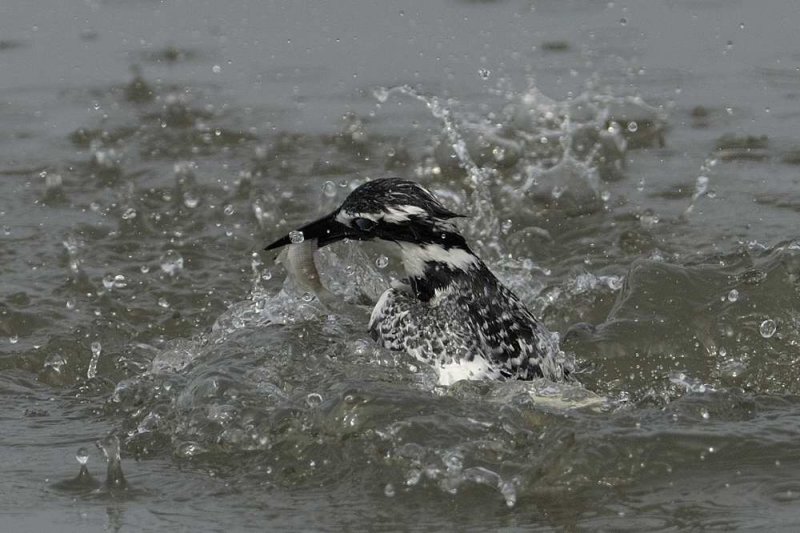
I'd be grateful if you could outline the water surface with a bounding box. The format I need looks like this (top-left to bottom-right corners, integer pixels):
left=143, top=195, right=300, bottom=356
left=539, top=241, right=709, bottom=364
left=2, top=0, right=800, bottom=530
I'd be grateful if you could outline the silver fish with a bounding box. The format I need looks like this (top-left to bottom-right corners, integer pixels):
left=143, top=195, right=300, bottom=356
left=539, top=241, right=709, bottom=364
left=276, top=239, right=337, bottom=306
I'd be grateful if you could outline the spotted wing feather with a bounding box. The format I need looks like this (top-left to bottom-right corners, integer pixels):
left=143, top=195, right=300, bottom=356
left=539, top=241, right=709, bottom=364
left=369, top=288, right=491, bottom=373
left=369, top=278, right=570, bottom=381
left=475, top=283, right=568, bottom=380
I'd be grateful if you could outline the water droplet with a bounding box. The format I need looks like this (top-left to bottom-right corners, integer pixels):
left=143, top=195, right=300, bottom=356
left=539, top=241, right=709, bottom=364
left=406, top=469, right=421, bottom=486
left=322, top=181, right=337, bottom=198
left=500, top=480, right=517, bottom=508
left=66, top=298, right=76, bottom=310
left=223, top=204, right=235, bottom=216
left=251, top=251, right=262, bottom=268
left=160, top=250, right=184, bottom=275
left=45, top=173, right=63, bottom=190
left=306, top=393, right=323, bottom=407
left=177, top=441, right=204, bottom=458
left=158, top=297, right=170, bottom=308
left=9, top=335, right=18, bottom=344
left=140, top=264, right=150, bottom=274
left=375, top=255, right=389, bottom=269
left=760, top=319, right=776, bottom=338
left=384, top=483, right=396, bottom=497
left=289, top=230, right=305, bottom=244
left=700, top=408, right=710, bottom=420
left=619, top=17, right=627, bottom=25
left=44, top=353, right=67, bottom=373
left=727, top=289, right=739, bottom=302
left=183, top=191, right=199, bottom=208
left=75, top=447, right=89, bottom=465
left=86, top=342, right=102, bottom=379
left=212, top=64, right=221, bottom=73
left=691, top=176, right=709, bottom=201
left=121, top=207, right=137, bottom=220
left=301, top=292, right=314, bottom=302
left=478, top=68, right=491, bottom=80
left=626, top=121, right=638, bottom=133
left=373, top=87, right=390, bottom=103
left=102, top=274, right=127, bottom=290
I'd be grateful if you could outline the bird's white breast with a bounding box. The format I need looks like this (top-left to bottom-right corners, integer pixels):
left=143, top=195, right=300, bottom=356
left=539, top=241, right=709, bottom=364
left=397, top=242, right=478, bottom=278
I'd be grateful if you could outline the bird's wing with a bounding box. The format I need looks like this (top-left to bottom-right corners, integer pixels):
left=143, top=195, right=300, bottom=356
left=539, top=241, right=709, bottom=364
left=481, top=285, right=567, bottom=380
left=368, top=288, right=484, bottom=367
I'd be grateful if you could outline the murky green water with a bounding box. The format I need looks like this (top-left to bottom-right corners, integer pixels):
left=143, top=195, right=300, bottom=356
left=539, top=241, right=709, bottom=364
left=2, top=0, right=800, bottom=530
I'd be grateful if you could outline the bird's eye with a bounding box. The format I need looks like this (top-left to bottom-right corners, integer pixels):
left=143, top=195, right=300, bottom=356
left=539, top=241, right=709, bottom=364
left=353, top=217, right=377, bottom=231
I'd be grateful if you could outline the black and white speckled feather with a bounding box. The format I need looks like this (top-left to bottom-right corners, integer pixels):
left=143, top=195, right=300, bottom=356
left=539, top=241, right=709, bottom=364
left=266, top=178, right=573, bottom=385
left=368, top=255, right=568, bottom=384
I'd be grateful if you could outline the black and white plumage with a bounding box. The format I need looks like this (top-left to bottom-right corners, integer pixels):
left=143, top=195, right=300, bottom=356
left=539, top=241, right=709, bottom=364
left=266, top=178, right=571, bottom=385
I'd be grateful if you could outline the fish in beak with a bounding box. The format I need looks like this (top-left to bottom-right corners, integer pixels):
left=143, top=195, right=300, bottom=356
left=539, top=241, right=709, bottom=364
left=265, top=210, right=358, bottom=251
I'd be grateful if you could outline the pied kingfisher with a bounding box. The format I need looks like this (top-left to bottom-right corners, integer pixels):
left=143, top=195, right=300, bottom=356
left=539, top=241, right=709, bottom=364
left=266, top=178, right=571, bottom=384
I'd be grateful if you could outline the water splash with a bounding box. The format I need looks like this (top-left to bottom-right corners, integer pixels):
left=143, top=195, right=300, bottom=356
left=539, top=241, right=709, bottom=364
left=374, top=85, right=501, bottom=251
left=374, top=83, right=664, bottom=254
left=62, top=236, right=83, bottom=273
left=97, top=433, right=128, bottom=490
left=149, top=338, right=200, bottom=374
left=87, top=341, right=102, bottom=379
left=51, top=446, right=101, bottom=492
left=102, top=274, right=128, bottom=290
left=760, top=319, right=777, bottom=338
left=76, top=447, right=89, bottom=465
left=684, top=157, right=717, bottom=217
left=43, top=353, right=67, bottom=373
left=160, top=249, right=184, bottom=276
left=669, top=371, right=715, bottom=394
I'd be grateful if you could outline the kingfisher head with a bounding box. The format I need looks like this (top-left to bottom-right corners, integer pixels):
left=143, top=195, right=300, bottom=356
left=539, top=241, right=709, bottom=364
left=266, top=178, right=481, bottom=298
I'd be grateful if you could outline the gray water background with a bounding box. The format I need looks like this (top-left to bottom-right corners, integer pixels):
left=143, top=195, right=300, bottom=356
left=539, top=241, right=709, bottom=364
left=2, top=0, right=800, bottom=531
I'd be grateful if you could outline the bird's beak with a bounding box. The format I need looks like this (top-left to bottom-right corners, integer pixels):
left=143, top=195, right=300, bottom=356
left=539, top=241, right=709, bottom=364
left=265, top=210, right=355, bottom=251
